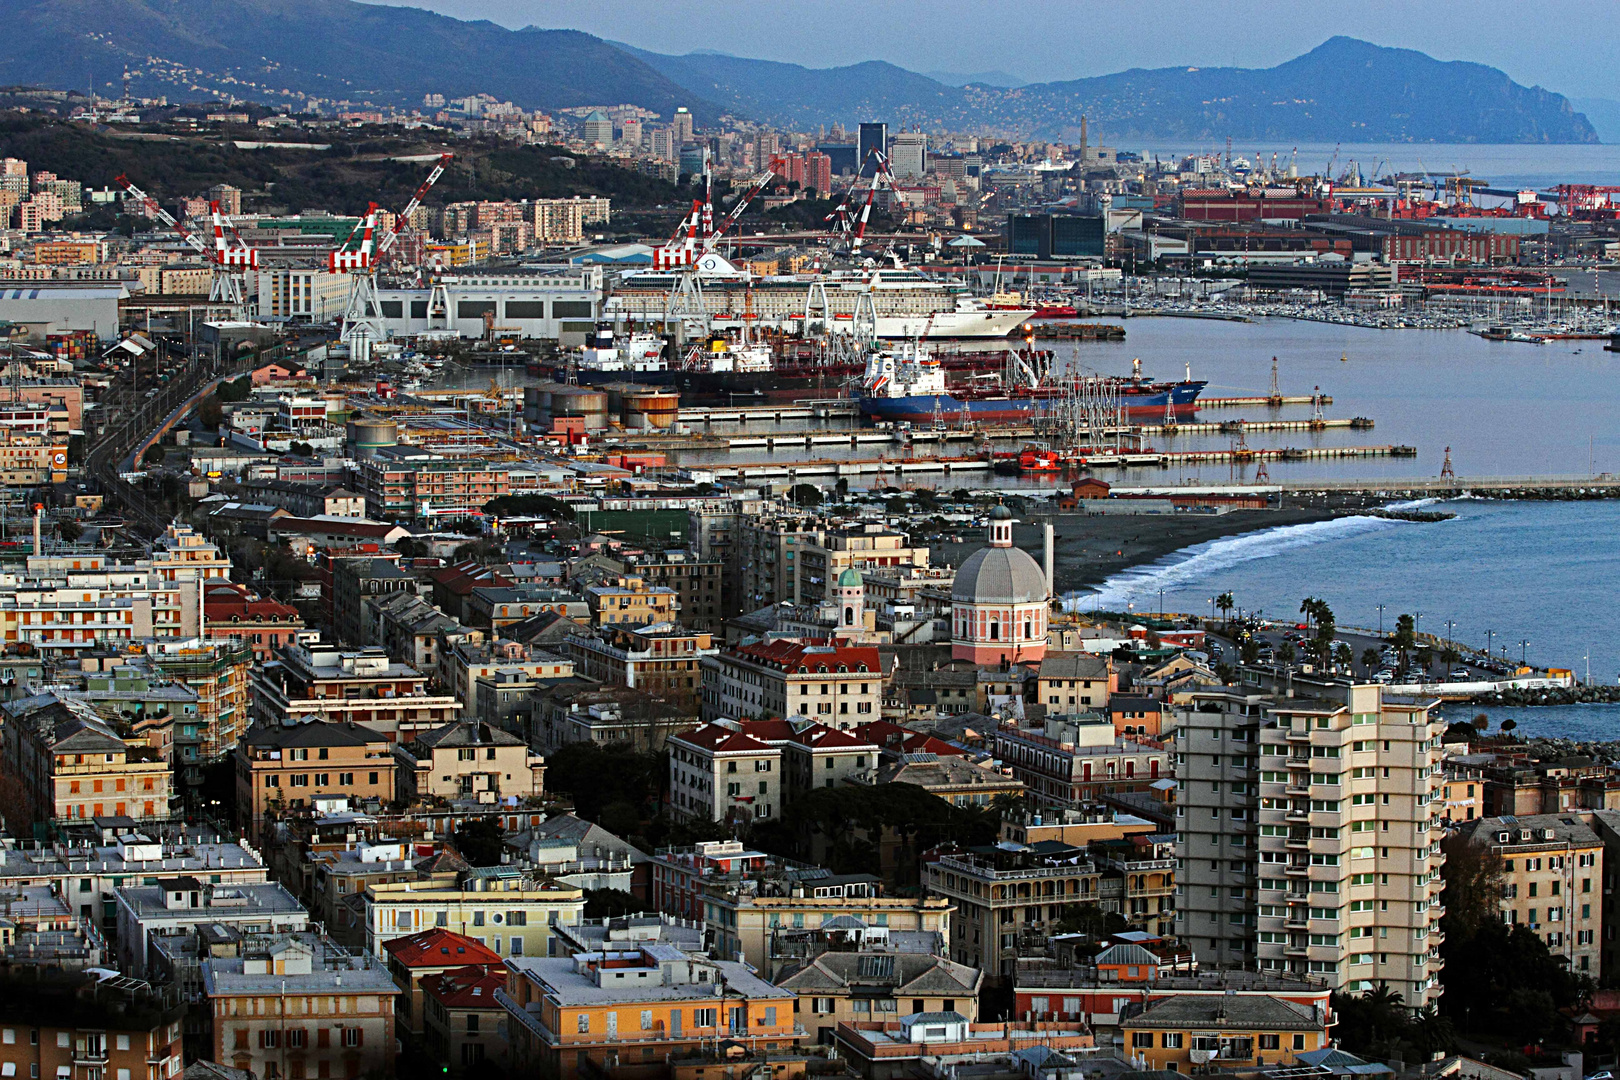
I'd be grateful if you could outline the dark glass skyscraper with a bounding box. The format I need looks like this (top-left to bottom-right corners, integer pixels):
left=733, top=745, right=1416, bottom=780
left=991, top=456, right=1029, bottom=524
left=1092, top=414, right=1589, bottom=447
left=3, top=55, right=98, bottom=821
left=857, top=122, right=888, bottom=177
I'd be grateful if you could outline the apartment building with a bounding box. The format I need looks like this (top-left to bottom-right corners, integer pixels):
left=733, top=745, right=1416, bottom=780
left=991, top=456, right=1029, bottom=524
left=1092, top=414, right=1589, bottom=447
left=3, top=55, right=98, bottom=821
left=1173, top=672, right=1447, bottom=1007
left=202, top=931, right=400, bottom=1080
left=0, top=973, right=184, bottom=1080
left=134, top=638, right=256, bottom=787
left=205, top=581, right=307, bottom=661
left=423, top=963, right=509, bottom=1072
left=583, top=574, right=677, bottom=628
left=566, top=622, right=716, bottom=706
left=437, top=637, right=574, bottom=711
left=251, top=644, right=462, bottom=740
left=668, top=723, right=782, bottom=825
left=1120, top=994, right=1331, bottom=1071
left=736, top=510, right=822, bottom=608
left=235, top=721, right=398, bottom=841
left=797, top=526, right=929, bottom=604
left=923, top=843, right=1106, bottom=979
left=116, top=879, right=308, bottom=977
left=1462, top=812, right=1602, bottom=975
left=364, top=869, right=583, bottom=961
left=705, top=870, right=953, bottom=974
left=626, top=551, right=728, bottom=630
left=382, top=928, right=505, bottom=1041
left=2, top=693, right=174, bottom=824
left=1034, top=652, right=1117, bottom=712
left=994, top=717, right=1168, bottom=810
left=777, top=949, right=982, bottom=1044
left=499, top=949, right=802, bottom=1078
left=1014, top=960, right=1332, bottom=1035
left=395, top=720, right=547, bottom=805
left=701, top=638, right=883, bottom=725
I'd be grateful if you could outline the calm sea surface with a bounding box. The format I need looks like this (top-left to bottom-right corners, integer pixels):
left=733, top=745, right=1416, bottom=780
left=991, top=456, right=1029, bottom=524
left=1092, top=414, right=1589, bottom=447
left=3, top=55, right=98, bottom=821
left=1140, top=142, right=1620, bottom=190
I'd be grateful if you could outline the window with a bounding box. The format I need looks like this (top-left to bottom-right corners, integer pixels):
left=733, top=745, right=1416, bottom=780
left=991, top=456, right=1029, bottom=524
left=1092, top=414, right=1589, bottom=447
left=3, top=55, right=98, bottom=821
left=1163, top=1033, right=1183, bottom=1049
left=577, top=1015, right=591, bottom=1034
left=1293, top=1034, right=1307, bottom=1051
left=1260, top=1034, right=1280, bottom=1050
left=1131, top=1033, right=1154, bottom=1048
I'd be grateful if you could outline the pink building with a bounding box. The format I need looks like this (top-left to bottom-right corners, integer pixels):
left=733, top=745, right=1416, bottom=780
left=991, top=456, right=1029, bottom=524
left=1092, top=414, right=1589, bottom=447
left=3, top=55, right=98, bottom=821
left=950, top=505, right=1048, bottom=665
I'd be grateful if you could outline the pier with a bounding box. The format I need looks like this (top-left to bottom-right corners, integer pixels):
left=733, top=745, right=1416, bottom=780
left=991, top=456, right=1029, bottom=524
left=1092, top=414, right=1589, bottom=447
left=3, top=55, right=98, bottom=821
left=1199, top=394, right=1332, bottom=408
left=1278, top=476, right=1620, bottom=497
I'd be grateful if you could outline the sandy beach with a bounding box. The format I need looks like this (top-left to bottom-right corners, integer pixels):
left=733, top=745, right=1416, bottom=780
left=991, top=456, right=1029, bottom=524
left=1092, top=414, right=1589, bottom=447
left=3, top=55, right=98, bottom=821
left=929, top=499, right=1366, bottom=596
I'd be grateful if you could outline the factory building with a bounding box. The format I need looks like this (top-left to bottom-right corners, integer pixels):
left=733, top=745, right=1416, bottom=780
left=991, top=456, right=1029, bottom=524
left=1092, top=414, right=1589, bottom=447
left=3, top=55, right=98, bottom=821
left=0, top=281, right=125, bottom=340
left=377, top=267, right=603, bottom=345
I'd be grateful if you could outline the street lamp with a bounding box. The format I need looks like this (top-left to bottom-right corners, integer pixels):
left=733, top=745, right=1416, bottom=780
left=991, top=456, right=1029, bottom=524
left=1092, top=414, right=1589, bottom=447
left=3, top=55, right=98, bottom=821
left=1486, top=629, right=1494, bottom=659
left=1518, top=639, right=1530, bottom=668
left=1375, top=604, right=1387, bottom=636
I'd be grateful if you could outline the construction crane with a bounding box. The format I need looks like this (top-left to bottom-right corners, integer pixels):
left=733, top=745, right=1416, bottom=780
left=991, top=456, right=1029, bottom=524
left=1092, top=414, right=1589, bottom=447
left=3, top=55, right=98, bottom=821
left=115, top=175, right=245, bottom=308
left=703, top=155, right=786, bottom=252
left=337, top=152, right=453, bottom=363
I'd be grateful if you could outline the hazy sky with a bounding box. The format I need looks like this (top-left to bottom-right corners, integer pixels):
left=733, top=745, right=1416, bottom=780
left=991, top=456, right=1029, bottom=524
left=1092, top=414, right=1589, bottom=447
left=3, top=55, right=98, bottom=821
left=368, top=0, right=1620, bottom=98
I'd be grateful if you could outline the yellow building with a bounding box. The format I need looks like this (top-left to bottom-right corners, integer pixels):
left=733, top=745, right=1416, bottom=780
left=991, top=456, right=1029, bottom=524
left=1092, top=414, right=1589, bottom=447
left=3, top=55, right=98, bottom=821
left=1468, top=813, right=1604, bottom=975
left=2, top=693, right=173, bottom=823
left=584, top=574, right=677, bottom=628
left=364, top=869, right=584, bottom=961
left=500, top=949, right=802, bottom=1078
left=776, top=948, right=981, bottom=1043
left=1120, top=993, right=1330, bottom=1071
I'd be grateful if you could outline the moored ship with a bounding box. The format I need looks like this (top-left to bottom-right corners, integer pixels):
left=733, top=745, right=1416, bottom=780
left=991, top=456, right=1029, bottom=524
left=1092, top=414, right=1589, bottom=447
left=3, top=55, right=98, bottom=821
left=858, top=347, right=1206, bottom=424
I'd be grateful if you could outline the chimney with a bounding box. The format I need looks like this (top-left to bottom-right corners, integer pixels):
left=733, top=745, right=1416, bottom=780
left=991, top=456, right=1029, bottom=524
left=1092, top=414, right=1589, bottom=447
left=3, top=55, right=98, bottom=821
left=32, top=503, right=42, bottom=556
left=1043, top=523, right=1054, bottom=597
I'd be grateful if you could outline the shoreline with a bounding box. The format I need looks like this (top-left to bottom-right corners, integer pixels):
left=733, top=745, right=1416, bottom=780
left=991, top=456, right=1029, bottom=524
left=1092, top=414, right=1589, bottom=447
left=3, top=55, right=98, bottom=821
left=943, top=496, right=1395, bottom=596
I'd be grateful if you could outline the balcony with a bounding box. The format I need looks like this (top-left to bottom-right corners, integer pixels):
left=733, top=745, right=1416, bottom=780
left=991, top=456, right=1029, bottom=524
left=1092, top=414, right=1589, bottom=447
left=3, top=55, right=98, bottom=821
left=1284, top=862, right=1309, bottom=877
left=1286, top=833, right=1310, bottom=850
left=1284, top=942, right=1309, bottom=957
left=1283, top=916, right=1309, bottom=930
left=1284, top=782, right=1311, bottom=797
left=1285, top=807, right=1310, bottom=823
left=1285, top=728, right=1312, bottom=743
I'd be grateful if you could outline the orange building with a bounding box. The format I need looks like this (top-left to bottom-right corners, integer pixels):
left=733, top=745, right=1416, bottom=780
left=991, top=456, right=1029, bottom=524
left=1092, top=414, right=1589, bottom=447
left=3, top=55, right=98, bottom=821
left=235, top=720, right=397, bottom=841
left=500, top=949, right=802, bottom=1078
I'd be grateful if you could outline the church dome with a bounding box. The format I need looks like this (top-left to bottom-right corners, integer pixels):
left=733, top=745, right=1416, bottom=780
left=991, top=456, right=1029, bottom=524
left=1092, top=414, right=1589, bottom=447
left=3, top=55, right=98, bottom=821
left=951, top=545, right=1046, bottom=605
left=837, top=567, right=863, bottom=588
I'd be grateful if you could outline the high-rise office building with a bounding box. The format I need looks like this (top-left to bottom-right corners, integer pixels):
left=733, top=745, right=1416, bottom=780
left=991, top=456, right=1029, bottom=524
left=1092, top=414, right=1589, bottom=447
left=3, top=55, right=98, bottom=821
left=890, top=132, right=926, bottom=178
left=581, top=111, right=613, bottom=147
left=857, top=122, right=888, bottom=177
left=1174, top=671, right=1446, bottom=1008
left=672, top=106, right=694, bottom=142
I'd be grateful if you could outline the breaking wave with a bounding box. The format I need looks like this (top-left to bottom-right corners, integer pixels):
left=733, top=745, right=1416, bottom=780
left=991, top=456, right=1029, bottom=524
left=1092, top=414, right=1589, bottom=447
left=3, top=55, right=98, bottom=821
left=1065, top=514, right=1409, bottom=612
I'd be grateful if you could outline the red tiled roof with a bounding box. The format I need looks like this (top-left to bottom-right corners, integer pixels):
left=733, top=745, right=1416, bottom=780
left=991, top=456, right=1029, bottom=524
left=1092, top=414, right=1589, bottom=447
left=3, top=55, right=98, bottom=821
left=732, top=638, right=882, bottom=675
left=205, top=582, right=301, bottom=624
left=381, top=928, right=504, bottom=968
left=273, top=517, right=405, bottom=539
left=851, top=721, right=965, bottom=757
left=420, top=964, right=506, bottom=1009
left=673, top=724, right=776, bottom=755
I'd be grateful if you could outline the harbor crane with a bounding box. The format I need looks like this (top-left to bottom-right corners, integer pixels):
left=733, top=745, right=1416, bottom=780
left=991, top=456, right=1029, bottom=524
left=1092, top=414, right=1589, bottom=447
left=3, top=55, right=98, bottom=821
left=115, top=176, right=247, bottom=309
left=825, top=149, right=898, bottom=254
left=658, top=158, right=787, bottom=336
left=335, top=151, right=453, bottom=364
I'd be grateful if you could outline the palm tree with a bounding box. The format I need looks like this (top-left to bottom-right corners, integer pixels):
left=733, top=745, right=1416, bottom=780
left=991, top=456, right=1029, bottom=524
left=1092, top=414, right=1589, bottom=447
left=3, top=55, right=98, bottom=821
left=1441, top=646, right=1462, bottom=675
left=1216, top=592, right=1234, bottom=625
left=1334, top=642, right=1353, bottom=670
left=1361, top=648, right=1381, bottom=673
left=1278, top=641, right=1296, bottom=665
left=1299, top=596, right=1317, bottom=636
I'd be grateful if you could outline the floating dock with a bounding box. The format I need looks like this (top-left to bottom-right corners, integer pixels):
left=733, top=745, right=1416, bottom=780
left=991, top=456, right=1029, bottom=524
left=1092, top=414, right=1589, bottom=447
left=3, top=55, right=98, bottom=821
left=1199, top=394, right=1332, bottom=408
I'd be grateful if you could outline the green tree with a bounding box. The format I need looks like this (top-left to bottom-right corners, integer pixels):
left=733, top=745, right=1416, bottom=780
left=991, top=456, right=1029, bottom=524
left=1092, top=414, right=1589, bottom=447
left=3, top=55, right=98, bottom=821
left=788, top=483, right=822, bottom=507
left=1361, top=648, right=1382, bottom=672
left=583, top=888, right=643, bottom=920
left=1277, top=641, right=1296, bottom=665
left=1215, top=592, right=1234, bottom=624
left=884, top=495, right=910, bottom=515
left=1441, top=646, right=1463, bottom=674
left=57, top=518, right=83, bottom=543
left=141, top=443, right=165, bottom=465
left=452, top=819, right=506, bottom=867
left=543, top=741, right=664, bottom=825
left=1333, top=642, right=1353, bottom=669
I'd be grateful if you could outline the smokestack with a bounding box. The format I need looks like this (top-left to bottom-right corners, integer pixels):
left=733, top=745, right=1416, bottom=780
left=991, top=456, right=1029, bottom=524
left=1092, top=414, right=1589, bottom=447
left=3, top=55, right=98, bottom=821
left=32, top=503, right=41, bottom=556
left=1043, top=522, right=1054, bottom=598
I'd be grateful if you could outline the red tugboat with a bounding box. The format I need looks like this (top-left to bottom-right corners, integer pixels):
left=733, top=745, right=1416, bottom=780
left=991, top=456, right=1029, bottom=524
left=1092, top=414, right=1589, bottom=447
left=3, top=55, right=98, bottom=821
left=1018, top=445, right=1062, bottom=473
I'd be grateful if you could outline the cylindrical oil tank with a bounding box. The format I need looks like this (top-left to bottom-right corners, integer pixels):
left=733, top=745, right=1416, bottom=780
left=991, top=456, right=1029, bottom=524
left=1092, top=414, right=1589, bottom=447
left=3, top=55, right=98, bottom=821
left=601, top=380, right=636, bottom=419
left=346, top=415, right=398, bottom=458
left=551, top=386, right=609, bottom=430
left=523, top=385, right=545, bottom=424
left=622, top=387, right=680, bottom=430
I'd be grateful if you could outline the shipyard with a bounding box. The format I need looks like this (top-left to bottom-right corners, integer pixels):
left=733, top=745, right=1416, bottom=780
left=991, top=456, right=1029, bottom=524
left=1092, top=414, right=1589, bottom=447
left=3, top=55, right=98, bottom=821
left=0, top=6, right=1619, bottom=1080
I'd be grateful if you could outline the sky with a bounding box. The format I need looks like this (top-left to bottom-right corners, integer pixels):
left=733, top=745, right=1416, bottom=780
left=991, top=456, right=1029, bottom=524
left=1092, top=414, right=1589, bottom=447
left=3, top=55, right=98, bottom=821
left=365, top=0, right=1620, bottom=100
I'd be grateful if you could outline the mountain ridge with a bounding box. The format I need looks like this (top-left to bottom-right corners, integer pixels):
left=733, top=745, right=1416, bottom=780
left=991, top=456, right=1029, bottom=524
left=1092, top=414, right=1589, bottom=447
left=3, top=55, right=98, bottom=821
left=0, top=2, right=1597, bottom=144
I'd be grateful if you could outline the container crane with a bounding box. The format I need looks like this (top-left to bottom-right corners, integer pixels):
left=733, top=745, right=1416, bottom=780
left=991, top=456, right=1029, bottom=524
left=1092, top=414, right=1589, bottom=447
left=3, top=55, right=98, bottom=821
left=116, top=175, right=245, bottom=308
left=337, top=152, right=453, bottom=363
left=826, top=149, right=898, bottom=254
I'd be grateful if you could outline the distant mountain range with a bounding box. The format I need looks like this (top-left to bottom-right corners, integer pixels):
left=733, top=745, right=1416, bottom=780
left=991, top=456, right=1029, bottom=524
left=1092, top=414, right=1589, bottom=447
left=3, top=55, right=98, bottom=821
left=632, top=37, right=1597, bottom=144
left=0, top=1, right=1599, bottom=144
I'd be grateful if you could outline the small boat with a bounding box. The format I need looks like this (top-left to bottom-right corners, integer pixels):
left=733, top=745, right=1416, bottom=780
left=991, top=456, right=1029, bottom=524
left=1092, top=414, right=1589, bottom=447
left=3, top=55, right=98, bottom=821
left=1019, top=445, right=1062, bottom=473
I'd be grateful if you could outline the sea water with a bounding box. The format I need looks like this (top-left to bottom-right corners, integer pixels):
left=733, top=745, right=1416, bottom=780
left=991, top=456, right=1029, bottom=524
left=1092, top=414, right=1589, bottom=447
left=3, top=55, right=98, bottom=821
left=1068, top=499, right=1620, bottom=688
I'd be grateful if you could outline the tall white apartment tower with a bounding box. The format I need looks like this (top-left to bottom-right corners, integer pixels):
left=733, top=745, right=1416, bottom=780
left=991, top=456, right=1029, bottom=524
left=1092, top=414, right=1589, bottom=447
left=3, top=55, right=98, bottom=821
left=1173, top=671, right=1446, bottom=1007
